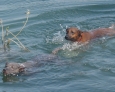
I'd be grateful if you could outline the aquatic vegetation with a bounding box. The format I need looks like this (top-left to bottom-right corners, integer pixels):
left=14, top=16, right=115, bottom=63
left=0, top=10, right=30, bottom=52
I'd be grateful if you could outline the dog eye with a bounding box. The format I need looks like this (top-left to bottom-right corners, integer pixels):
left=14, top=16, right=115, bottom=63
left=71, top=31, right=74, bottom=34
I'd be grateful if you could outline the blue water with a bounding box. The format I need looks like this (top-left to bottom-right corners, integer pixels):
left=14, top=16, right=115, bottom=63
left=0, top=0, right=115, bottom=92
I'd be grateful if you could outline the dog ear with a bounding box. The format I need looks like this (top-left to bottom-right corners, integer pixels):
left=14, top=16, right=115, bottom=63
left=77, top=29, right=82, bottom=37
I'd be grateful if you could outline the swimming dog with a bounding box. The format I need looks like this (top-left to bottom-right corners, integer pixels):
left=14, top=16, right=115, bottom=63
left=65, top=25, right=115, bottom=43
left=52, top=25, right=115, bottom=54
left=3, top=54, right=57, bottom=76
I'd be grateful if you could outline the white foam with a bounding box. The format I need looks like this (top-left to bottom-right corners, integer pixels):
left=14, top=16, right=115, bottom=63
left=46, top=30, right=65, bottom=44
left=109, top=24, right=115, bottom=30
left=62, top=42, right=86, bottom=51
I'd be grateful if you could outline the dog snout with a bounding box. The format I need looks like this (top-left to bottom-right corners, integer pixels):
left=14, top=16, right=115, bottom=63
left=3, top=69, right=6, bottom=73
left=65, top=35, right=69, bottom=40
left=65, top=36, right=67, bottom=39
left=3, top=69, right=7, bottom=76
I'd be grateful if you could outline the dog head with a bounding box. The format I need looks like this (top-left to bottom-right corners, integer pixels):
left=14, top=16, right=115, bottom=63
left=65, top=27, right=82, bottom=42
left=3, top=62, right=25, bottom=76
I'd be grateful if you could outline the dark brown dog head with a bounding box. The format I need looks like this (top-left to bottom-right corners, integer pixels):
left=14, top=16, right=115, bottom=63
left=65, top=27, right=82, bottom=42
left=3, top=62, right=25, bottom=76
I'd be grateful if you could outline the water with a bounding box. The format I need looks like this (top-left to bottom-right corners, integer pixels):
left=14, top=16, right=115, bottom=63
left=0, top=0, right=115, bottom=92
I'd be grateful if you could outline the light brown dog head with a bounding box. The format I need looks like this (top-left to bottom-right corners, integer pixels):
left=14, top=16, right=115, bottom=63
left=65, top=27, right=82, bottom=42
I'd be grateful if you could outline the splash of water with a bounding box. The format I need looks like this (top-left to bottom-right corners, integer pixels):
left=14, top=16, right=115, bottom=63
left=52, top=31, right=64, bottom=43
left=46, top=31, right=64, bottom=44
left=46, top=24, right=66, bottom=44
left=61, top=42, right=82, bottom=57
left=62, top=42, right=85, bottom=51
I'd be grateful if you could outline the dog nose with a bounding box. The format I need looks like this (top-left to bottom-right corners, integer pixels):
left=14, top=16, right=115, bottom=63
left=3, top=69, right=7, bottom=76
left=65, top=36, right=69, bottom=40
left=3, top=69, right=6, bottom=73
left=65, top=36, right=67, bottom=39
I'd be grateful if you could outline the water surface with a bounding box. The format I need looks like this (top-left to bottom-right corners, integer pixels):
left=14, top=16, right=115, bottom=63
left=0, top=0, right=115, bottom=92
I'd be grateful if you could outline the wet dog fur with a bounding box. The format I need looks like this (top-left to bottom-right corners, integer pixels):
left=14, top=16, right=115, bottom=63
left=2, top=54, right=56, bottom=76
left=65, top=25, right=115, bottom=43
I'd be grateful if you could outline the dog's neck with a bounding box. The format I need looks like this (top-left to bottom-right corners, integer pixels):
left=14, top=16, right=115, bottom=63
left=77, top=32, right=90, bottom=43
left=77, top=35, right=82, bottom=42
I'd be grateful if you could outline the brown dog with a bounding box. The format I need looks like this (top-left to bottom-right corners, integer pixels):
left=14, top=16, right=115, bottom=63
left=52, top=25, right=115, bottom=54
left=65, top=26, right=115, bottom=43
